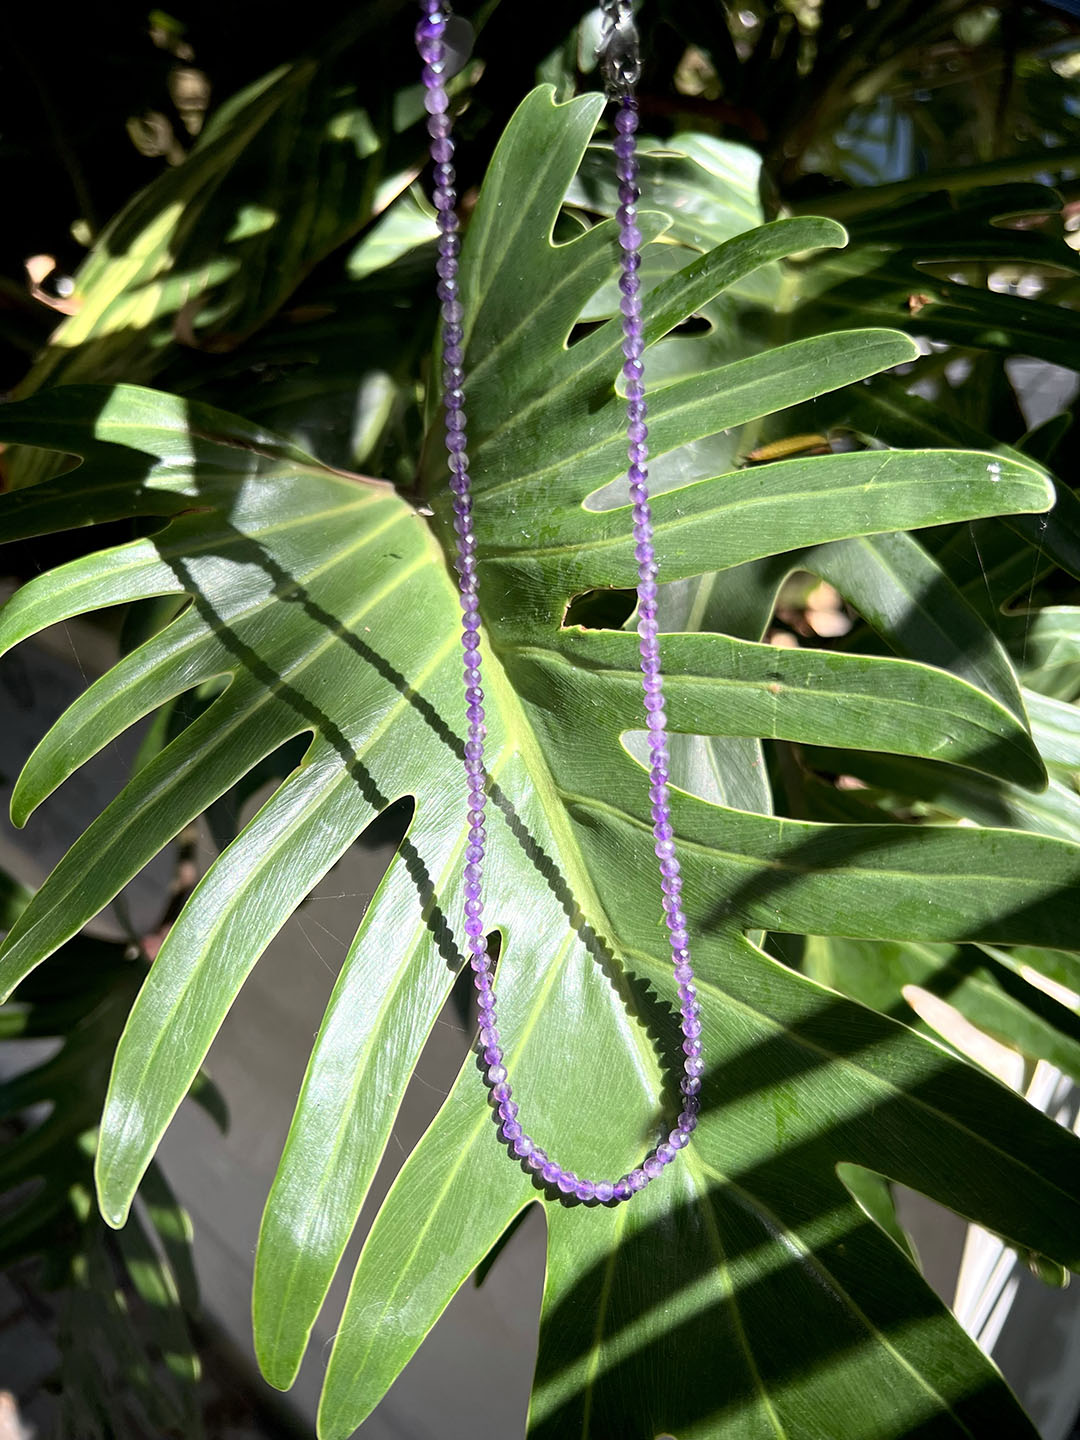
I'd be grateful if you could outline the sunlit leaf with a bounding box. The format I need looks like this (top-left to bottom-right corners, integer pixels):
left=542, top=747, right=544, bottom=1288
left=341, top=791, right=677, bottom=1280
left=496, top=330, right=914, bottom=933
left=0, top=86, right=1075, bottom=1440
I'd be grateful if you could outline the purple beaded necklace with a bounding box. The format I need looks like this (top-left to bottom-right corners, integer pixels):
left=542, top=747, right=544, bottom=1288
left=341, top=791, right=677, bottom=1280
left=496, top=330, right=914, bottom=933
left=416, top=0, right=702, bottom=1204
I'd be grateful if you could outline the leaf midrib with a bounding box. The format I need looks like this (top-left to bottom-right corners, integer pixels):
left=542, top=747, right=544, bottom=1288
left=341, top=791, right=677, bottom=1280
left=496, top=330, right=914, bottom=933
left=480, top=454, right=1048, bottom=563
left=336, top=613, right=683, bottom=1393
left=507, top=638, right=1023, bottom=748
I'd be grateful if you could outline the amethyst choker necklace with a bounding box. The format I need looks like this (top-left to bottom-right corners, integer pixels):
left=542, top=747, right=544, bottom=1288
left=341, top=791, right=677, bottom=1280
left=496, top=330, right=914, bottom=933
left=416, top=0, right=702, bottom=1203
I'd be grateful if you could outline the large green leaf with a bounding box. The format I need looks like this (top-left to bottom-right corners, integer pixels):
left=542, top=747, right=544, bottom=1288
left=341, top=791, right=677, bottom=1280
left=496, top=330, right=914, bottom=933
left=1, top=87, right=1076, bottom=1440
left=322, top=930, right=1080, bottom=1440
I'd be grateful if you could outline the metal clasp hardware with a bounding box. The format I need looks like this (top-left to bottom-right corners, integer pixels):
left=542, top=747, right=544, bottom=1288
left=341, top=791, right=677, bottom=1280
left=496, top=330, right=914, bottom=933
left=597, top=0, right=641, bottom=97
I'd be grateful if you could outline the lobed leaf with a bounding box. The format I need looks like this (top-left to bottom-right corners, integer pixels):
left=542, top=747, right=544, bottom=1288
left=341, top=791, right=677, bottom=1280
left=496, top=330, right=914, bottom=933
left=0, top=86, right=1075, bottom=1440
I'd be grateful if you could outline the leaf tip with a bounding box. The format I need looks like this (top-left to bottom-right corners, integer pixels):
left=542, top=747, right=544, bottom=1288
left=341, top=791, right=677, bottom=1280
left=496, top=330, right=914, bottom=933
left=9, top=778, right=37, bottom=831
left=95, top=1144, right=136, bottom=1231
left=255, top=1342, right=303, bottom=1394
left=252, top=1286, right=305, bottom=1393
left=814, top=216, right=848, bottom=250
left=98, top=1190, right=133, bottom=1230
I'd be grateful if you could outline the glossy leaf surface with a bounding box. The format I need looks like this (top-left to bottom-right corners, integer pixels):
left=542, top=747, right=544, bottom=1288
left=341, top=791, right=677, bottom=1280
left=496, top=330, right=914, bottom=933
left=0, top=88, right=1077, bottom=1440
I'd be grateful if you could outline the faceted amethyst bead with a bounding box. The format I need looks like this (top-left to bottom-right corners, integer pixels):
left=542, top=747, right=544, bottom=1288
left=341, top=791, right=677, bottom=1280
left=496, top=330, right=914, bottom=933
left=595, top=1180, right=615, bottom=1203
left=556, top=1171, right=577, bottom=1195
left=541, top=1160, right=561, bottom=1185
left=574, top=1179, right=596, bottom=1202
left=416, top=19, right=445, bottom=51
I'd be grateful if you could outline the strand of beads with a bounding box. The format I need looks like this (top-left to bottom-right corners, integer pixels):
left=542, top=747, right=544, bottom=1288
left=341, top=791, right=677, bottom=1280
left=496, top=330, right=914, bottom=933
left=611, top=91, right=704, bottom=1162
left=416, top=0, right=701, bottom=1203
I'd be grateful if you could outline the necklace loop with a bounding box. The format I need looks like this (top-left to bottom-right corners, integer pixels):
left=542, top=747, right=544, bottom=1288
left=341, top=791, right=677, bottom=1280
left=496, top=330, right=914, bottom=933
left=416, top=0, right=701, bottom=1204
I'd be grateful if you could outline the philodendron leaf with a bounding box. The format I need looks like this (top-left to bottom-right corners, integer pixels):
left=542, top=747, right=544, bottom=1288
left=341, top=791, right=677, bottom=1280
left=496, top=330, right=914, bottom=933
left=790, top=183, right=1080, bottom=371
left=803, top=745, right=1080, bottom=844
left=321, top=932, right=1080, bottom=1440
left=800, top=530, right=1029, bottom=729
left=0, top=88, right=1074, bottom=1440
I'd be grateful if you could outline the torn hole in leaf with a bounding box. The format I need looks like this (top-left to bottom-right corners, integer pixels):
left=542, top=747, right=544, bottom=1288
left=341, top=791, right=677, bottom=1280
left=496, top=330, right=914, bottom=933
left=666, top=313, right=711, bottom=337
left=358, top=793, right=416, bottom=857
left=382, top=930, right=503, bottom=1171
left=0, top=446, right=81, bottom=491
left=562, top=587, right=637, bottom=630
left=120, top=594, right=192, bottom=655
left=552, top=208, right=591, bottom=244
left=444, top=929, right=502, bottom=1035
left=566, top=317, right=608, bottom=347
left=128, top=671, right=236, bottom=784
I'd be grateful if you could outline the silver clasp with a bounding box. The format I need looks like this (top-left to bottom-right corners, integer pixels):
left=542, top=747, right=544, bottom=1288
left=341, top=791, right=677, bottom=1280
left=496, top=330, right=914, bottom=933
left=597, top=0, right=641, bottom=98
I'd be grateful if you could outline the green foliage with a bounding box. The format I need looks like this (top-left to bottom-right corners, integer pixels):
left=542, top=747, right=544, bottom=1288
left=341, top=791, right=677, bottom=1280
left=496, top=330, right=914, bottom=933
left=4, top=3, right=1080, bottom=1438
left=0, top=894, right=207, bottom=1437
